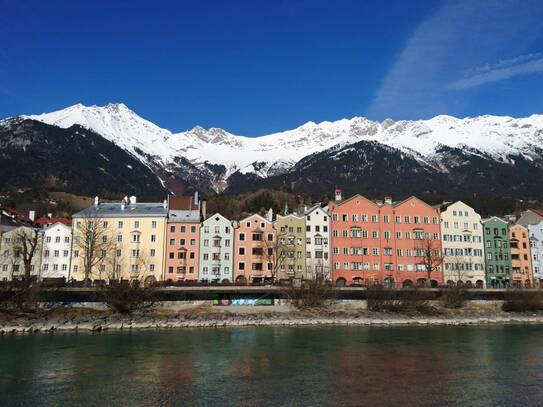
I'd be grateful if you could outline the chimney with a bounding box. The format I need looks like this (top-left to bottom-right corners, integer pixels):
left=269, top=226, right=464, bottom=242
left=47, top=213, right=52, bottom=219
left=121, top=201, right=125, bottom=211
left=266, top=208, right=273, bottom=222
left=384, top=196, right=393, bottom=205
left=163, top=199, right=167, bottom=209
left=28, top=211, right=36, bottom=222
left=94, top=196, right=99, bottom=206
left=129, top=196, right=137, bottom=205
left=124, top=196, right=129, bottom=204
left=335, top=188, right=342, bottom=202
left=201, top=199, right=207, bottom=220
left=194, top=191, right=199, bottom=206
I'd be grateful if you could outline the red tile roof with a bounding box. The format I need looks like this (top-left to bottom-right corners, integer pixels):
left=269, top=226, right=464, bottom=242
left=530, top=209, right=543, bottom=217
left=35, top=217, right=72, bottom=226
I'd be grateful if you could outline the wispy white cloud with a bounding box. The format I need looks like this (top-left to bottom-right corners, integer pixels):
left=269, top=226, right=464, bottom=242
left=366, top=0, right=543, bottom=120
left=448, top=54, right=543, bottom=90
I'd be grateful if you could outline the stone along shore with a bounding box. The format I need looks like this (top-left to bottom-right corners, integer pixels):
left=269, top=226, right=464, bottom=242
left=2, top=303, right=543, bottom=334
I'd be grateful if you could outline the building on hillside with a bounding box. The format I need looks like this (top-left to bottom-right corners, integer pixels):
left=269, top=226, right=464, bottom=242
left=304, top=205, right=331, bottom=280
left=509, top=224, right=533, bottom=287
left=0, top=207, right=34, bottom=233
left=516, top=209, right=543, bottom=225
left=41, top=222, right=72, bottom=280
left=440, top=201, right=485, bottom=287
left=164, top=194, right=202, bottom=282
left=482, top=217, right=512, bottom=288
left=0, top=226, right=43, bottom=281
left=517, top=209, right=543, bottom=286
left=198, top=213, right=234, bottom=282
left=233, top=214, right=275, bottom=284
left=274, top=213, right=306, bottom=281
left=70, top=196, right=167, bottom=284
left=328, top=190, right=443, bottom=287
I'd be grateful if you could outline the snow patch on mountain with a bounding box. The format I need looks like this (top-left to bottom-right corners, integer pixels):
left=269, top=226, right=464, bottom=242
left=23, top=103, right=543, bottom=192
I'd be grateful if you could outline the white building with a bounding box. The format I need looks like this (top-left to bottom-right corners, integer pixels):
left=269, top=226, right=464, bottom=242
left=517, top=210, right=543, bottom=286
left=41, top=222, right=72, bottom=280
left=440, top=201, right=486, bottom=287
left=304, top=205, right=331, bottom=280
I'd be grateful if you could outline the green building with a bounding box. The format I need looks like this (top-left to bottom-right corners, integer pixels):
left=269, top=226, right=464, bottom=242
left=482, top=217, right=512, bottom=287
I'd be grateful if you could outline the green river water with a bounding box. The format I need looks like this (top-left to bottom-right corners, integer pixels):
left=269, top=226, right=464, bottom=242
left=1, top=325, right=542, bottom=406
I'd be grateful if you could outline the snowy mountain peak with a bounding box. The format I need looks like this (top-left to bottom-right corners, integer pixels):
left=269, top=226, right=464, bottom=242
left=17, top=102, right=543, bottom=192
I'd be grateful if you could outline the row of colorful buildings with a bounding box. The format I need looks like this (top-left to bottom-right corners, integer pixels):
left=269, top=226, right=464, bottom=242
left=1, top=190, right=543, bottom=288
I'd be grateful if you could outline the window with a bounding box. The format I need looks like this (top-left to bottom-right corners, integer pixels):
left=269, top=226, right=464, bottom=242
left=63, top=250, right=69, bottom=257
left=170, top=225, right=176, bottom=233
left=118, top=221, right=124, bottom=229
left=239, top=233, right=245, bottom=241
left=238, top=262, right=245, bottom=270
left=239, top=247, right=245, bottom=255
left=132, top=234, right=140, bottom=243
left=55, top=236, right=61, bottom=243
left=150, top=264, right=155, bottom=272
left=102, top=221, right=108, bottom=229
left=151, top=221, right=157, bottom=229
left=117, top=234, right=123, bottom=242
left=64, top=236, right=70, bottom=243
left=151, top=234, right=156, bottom=242
left=131, top=249, right=140, bottom=257
left=134, top=221, right=140, bottom=229
left=170, top=238, right=175, bottom=245
left=150, top=249, right=156, bottom=257
left=191, top=226, right=196, bottom=233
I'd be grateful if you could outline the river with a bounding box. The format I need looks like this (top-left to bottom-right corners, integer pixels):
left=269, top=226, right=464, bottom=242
left=1, top=326, right=542, bottom=406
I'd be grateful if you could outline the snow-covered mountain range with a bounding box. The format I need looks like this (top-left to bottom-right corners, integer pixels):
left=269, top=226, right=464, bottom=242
left=22, top=103, right=543, bottom=194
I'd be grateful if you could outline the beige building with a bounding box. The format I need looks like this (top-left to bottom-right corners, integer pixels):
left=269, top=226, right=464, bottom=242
left=70, top=196, right=167, bottom=284
left=440, top=201, right=485, bottom=287
left=274, top=213, right=306, bottom=281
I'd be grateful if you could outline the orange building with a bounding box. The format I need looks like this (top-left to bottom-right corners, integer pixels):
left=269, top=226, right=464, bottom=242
left=509, top=224, right=533, bottom=287
left=328, top=190, right=443, bottom=287
left=233, top=214, right=275, bottom=284
left=164, top=195, right=201, bottom=282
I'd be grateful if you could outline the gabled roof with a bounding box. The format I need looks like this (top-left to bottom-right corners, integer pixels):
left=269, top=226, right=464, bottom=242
left=238, top=213, right=271, bottom=224
left=392, top=195, right=438, bottom=211
left=36, top=217, right=72, bottom=226
left=529, top=209, right=543, bottom=218
left=202, top=213, right=232, bottom=224
left=330, top=194, right=380, bottom=209
left=482, top=216, right=508, bottom=225
left=304, top=204, right=328, bottom=215
left=43, top=222, right=72, bottom=232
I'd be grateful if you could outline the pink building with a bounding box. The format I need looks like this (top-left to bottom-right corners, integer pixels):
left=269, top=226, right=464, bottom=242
left=329, top=190, right=443, bottom=287
left=164, top=195, right=201, bottom=282
left=233, top=214, right=275, bottom=284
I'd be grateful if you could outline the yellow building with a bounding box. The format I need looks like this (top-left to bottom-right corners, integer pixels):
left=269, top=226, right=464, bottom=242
left=70, top=196, right=167, bottom=284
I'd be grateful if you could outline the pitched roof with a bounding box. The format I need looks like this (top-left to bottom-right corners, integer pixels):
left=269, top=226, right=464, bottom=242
left=529, top=209, right=543, bottom=217
left=168, top=209, right=200, bottom=223
left=35, top=217, right=72, bottom=226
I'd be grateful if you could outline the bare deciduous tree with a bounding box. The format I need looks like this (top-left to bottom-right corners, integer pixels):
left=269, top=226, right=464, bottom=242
left=72, top=213, right=115, bottom=286
left=8, top=227, right=42, bottom=287
left=415, top=235, right=444, bottom=287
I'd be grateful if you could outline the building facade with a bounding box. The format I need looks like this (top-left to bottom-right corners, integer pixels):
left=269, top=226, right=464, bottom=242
left=482, top=217, right=512, bottom=287
left=71, top=197, right=167, bottom=284
left=329, top=192, right=443, bottom=287
left=233, top=214, right=275, bottom=284
left=509, top=224, right=533, bottom=287
left=517, top=210, right=543, bottom=286
left=165, top=209, right=200, bottom=282
left=274, top=213, right=306, bottom=281
left=199, top=213, right=234, bottom=282
left=440, top=201, right=485, bottom=287
left=0, top=226, right=43, bottom=281
left=41, top=222, right=72, bottom=280
left=304, top=205, right=331, bottom=280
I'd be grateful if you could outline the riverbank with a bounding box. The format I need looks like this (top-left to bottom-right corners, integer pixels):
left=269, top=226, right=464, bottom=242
left=2, top=302, right=543, bottom=334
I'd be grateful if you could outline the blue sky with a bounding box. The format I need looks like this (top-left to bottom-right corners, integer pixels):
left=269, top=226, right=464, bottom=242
left=1, top=0, right=543, bottom=136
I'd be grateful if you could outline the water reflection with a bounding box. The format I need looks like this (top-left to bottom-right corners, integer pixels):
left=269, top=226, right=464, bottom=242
left=1, top=326, right=543, bottom=406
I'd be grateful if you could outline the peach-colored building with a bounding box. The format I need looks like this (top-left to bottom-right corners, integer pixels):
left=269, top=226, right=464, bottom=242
left=509, top=224, right=533, bottom=287
left=164, top=195, right=201, bottom=282
left=233, top=214, right=275, bottom=284
left=328, top=190, right=443, bottom=287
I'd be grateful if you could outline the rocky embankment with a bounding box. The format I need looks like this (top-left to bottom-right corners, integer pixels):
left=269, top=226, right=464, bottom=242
left=2, top=304, right=543, bottom=334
